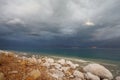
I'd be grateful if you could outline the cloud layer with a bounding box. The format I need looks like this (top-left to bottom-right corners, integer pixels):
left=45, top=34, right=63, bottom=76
left=0, top=0, right=120, bottom=48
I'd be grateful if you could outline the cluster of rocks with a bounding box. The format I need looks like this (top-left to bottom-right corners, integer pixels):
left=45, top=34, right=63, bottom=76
left=0, top=50, right=119, bottom=80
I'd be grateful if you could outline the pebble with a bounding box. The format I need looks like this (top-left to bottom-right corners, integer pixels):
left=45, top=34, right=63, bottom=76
left=28, top=69, right=41, bottom=79
left=73, top=70, right=84, bottom=79
left=8, top=71, right=18, bottom=74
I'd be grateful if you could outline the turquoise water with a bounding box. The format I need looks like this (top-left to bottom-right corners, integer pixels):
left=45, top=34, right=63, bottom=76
left=4, top=48, right=120, bottom=62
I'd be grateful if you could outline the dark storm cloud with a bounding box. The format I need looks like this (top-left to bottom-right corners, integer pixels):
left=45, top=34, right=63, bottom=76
left=0, top=0, right=120, bottom=47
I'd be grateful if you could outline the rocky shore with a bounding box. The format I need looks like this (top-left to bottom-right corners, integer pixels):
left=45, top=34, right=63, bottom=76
left=0, top=50, right=119, bottom=80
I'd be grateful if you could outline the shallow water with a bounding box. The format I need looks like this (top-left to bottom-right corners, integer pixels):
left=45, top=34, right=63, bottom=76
left=5, top=48, right=120, bottom=61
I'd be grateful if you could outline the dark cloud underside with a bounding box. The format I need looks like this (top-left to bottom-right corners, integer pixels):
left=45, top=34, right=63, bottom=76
left=0, top=0, right=120, bottom=48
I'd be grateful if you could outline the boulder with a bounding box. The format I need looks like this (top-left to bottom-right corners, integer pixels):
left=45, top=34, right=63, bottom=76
left=61, top=67, right=70, bottom=72
left=83, top=63, right=113, bottom=79
left=72, top=77, right=82, bottom=80
left=49, top=69, right=64, bottom=79
left=103, top=79, right=109, bottom=80
left=66, top=61, right=79, bottom=69
left=116, top=76, right=120, bottom=80
left=46, top=58, right=54, bottom=63
left=52, top=63, right=62, bottom=70
left=28, top=69, right=41, bottom=80
left=28, top=57, right=37, bottom=63
left=73, top=70, right=84, bottom=79
left=58, top=59, right=65, bottom=65
left=85, top=72, right=100, bottom=80
left=42, top=58, right=55, bottom=68
left=37, top=59, right=41, bottom=63
left=0, top=72, right=4, bottom=80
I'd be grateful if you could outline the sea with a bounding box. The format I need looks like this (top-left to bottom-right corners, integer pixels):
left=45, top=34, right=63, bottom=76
left=4, top=48, right=120, bottom=61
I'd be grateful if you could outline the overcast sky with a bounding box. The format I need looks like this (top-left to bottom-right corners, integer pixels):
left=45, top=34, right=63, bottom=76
left=0, top=0, right=120, bottom=49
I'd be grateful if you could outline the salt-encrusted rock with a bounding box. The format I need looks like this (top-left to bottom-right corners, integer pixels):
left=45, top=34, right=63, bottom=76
left=31, top=57, right=37, bottom=63
left=61, top=67, right=70, bottom=72
left=58, top=59, right=65, bottom=65
left=0, top=50, right=3, bottom=53
left=37, top=59, right=41, bottom=63
left=49, top=69, right=64, bottom=79
left=85, top=72, right=100, bottom=80
left=28, top=69, right=41, bottom=79
left=52, top=63, right=62, bottom=70
left=0, top=72, right=4, bottom=80
left=42, top=58, right=55, bottom=68
left=116, top=76, right=120, bottom=80
left=65, top=68, right=73, bottom=76
left=47, top=58, right=54, bottom=63
left=42, top=62, right=51, bottom=68
left=21, top=56, right=27, bottom=60
left=73, top=77, right=82, bottom=80
left=103, top=79, right=109, bottom=80
left=66, top=61, right=79, bottom=69
left=28, top=57, right=37, bottom=63
left=0, top=51, right=8, bottom=54
left=83, top=63, right=113, bottom=80
left=73, top=70, right=84, bottom=79
left=21, top=52, right=27, bottom=56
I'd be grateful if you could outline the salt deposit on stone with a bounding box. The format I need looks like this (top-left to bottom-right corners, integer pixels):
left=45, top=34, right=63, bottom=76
left=73, top=70, right=84, bottom=79
left=116, top=76, right=120, bottom=80
left=47, top=58, right=54, bottom=63
left=37, top=59, right=41, bottom=63
left=27, top=57, right=37, bottom=63
left=66, top=61, right=79, bottom=69
left=52, top=63, right=62, bottom=70
left=28, top=69, right=41, bottom=80
left=58, top=59, right=66, bottom=65
left=42, top=61, right=51, bottom=68
left=42, top=58, right=55, bottom=68
left=85, top=72, right=100, bottom=80
left=103, top=79, right=109, bottom=80
left=84, top=63, right=113, bottom=80
left=61, top=67, right=70, bottom=72
left=49, top=69, right=64, bottom=79
left=31, top=56, right=37, bottom=63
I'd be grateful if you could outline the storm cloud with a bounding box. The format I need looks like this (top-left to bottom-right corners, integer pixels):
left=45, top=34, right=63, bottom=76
left=0, top=0, right=120, bottom=48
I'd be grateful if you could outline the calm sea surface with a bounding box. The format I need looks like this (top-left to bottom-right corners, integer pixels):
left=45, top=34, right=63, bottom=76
left=5, top=48, right=120, bottom=62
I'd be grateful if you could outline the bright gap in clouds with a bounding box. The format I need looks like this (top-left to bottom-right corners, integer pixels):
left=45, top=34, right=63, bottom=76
left=84, top=20, right=95, bottom=26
